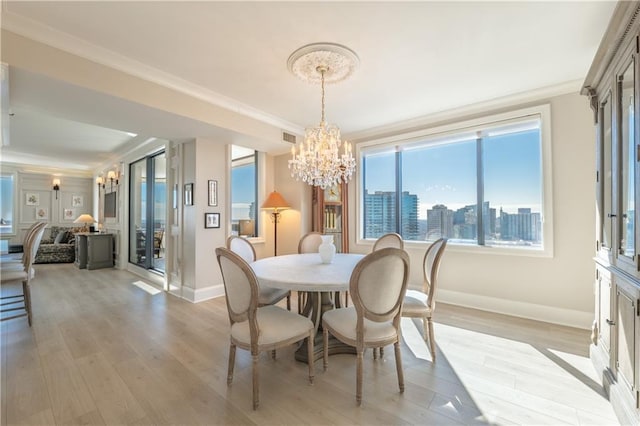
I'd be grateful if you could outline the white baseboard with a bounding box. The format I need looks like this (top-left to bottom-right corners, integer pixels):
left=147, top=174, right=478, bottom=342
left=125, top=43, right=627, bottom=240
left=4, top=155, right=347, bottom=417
left=181, top=284, right=225, bottom=303
left=438, top=289, right=593, bottom=330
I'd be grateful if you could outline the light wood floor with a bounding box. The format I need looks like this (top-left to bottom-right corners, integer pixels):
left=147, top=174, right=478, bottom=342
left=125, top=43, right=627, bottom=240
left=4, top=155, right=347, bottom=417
left=1, top=264, right=619, bottom=425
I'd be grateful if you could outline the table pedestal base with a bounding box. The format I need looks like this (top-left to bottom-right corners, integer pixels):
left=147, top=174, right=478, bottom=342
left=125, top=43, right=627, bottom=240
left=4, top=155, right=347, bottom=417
left=294, top=290, right=355, bottom=363
left=295, top=334, right=356, bottom=363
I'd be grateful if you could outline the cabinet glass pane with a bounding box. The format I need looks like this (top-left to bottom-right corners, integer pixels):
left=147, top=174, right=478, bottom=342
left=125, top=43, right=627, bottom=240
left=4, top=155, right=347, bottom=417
left=602, top=96, right=613, bottom=249
left=620, top=60, right=635, bottom=258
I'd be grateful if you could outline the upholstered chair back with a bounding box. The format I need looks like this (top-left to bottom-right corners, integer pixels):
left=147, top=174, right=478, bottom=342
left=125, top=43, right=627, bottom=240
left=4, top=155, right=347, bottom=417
left=350, top=247, right=409, bottom=323
left=226, top=236, right=256, bottom=263
left=24, top=222, right=48, bottom=270
left=372, top=233, right=404, bottom=251
left=423, top=238, right=447, bottom=310
left=298, top=232, right=323, bottom=253
left=216, top=248, right=258, bottom=326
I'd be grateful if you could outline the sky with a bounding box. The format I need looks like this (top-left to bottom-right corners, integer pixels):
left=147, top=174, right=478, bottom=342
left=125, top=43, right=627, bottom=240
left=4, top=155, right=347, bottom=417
left=364, top=130, right=542, bottom=219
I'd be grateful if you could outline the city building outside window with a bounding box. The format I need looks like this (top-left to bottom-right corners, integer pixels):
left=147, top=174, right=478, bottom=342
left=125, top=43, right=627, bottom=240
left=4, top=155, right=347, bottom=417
left=231, top=145, right=258, bottom=237
left=360, top=105, right=551, bottom=254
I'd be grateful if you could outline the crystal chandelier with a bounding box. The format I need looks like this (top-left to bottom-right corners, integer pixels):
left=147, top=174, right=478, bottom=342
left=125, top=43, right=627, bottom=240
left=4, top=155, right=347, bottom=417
left=287, top=43, right=358, bottom=190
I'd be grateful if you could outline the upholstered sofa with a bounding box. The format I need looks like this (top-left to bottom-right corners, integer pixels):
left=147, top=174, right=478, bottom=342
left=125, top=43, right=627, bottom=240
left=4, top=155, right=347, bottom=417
left=34, top=226, right=82, bottom=264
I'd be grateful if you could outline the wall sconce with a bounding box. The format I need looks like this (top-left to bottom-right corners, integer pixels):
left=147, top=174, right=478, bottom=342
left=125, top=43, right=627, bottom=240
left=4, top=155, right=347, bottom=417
left=52, top=178, right=61, bottom=199
left=107, top=170, right=119, bottom=191
left=96, top=176, right=105, bottom=192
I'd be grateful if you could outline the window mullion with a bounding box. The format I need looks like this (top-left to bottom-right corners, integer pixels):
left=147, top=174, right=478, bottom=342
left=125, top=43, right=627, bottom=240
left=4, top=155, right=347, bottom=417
left=395, top=150, right=402, bottom=234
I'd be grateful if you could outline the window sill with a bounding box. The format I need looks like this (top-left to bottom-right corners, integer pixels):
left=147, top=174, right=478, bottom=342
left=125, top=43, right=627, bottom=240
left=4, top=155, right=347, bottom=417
left=355, top=239, right=553, bottom=258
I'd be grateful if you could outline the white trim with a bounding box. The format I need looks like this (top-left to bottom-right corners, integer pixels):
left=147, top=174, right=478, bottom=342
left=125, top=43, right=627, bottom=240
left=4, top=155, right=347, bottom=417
left=348, top=80, right=579, bottom=142
left=438, top=289, right=593, bottom=330
left=2, top=12, right=304, bottom=136
left=181, top=284, right=225, bottom=303
left=355, top=103, right=554, bottom=258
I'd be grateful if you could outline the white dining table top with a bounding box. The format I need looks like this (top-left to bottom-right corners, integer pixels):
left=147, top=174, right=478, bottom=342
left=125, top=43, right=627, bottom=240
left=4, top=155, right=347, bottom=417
left=251, top=253, right=365, bottom=292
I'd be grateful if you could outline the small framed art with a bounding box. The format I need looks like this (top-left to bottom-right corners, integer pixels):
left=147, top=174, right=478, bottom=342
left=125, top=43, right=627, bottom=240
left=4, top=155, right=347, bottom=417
left=184, top=183, right=194, bottom=206
left=64, top=208, right=76, bottom=220
left=26, top=193, right=39, bottom=206
left=208, top=180, right=218, bottom=206
left=204, top=212, right=220, bottom=229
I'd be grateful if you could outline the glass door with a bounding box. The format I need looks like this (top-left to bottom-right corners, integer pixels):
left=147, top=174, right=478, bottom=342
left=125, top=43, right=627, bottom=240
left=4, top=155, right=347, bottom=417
left=129, top=151, right=166, bottom=273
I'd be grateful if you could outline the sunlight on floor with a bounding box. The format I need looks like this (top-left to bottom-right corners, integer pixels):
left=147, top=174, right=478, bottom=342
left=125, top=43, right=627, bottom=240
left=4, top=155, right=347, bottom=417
left=132, top=280, right=161, bottom=295
left=401, top=319, right=618, bottom=425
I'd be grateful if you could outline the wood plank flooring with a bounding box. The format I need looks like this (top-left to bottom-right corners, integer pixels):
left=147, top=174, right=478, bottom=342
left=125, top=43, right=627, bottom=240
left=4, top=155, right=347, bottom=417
left=1, top=264, right=620, bottom=425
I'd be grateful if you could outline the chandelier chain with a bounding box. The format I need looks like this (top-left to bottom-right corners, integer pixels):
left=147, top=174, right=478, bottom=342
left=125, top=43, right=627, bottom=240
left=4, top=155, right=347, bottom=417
left=320, top=67, right=326, bottom=124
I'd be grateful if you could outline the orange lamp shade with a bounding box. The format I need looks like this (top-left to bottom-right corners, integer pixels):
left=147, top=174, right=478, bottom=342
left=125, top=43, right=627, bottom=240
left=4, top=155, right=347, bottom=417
left=261, top=191, right=290, bottom=210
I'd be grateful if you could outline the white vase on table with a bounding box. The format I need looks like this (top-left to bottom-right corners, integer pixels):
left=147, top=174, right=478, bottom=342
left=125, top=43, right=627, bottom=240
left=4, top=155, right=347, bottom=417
left=318, top=235, right=336, bottom=264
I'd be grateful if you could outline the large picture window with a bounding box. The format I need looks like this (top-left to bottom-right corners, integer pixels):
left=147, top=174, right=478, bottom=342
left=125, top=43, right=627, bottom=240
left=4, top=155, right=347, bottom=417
left=360, top=106, right=550, bottom=253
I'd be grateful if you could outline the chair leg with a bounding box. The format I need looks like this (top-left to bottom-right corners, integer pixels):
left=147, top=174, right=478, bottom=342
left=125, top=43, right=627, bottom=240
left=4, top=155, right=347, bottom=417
left=323, top=328, right=329, bottom=371
left=227, top=344, right=236, bottom=385
left=22, top=280, right=32, bottom=327
left=286, top=293, right=291, bottom=311
left=271, top=349, right=276, bottom=360
left=356, top=349, right=363, bottom=406
left=252, top=352, right=259, bottom=410
left=379, top=347, right=384, bottom=358
left=394, top=340, right=404, bottom=393
left=307, top=334, right=314, bottom=384
left=373, top=347, right=378, bottom=360
left=427, top=317, right=436, bottom=361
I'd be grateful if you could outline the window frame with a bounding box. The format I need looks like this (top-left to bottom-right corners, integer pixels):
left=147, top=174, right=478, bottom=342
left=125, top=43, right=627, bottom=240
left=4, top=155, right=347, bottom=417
left=230, top=146, right=259, bottom=239
left=0, top=171, right=17, bottom=239
left=355, top=104, right=554, bottom=257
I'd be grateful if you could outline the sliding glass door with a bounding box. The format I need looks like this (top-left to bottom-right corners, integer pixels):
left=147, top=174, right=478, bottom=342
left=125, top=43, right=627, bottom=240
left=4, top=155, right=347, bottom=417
left=129, top=151, right=166, bottom=273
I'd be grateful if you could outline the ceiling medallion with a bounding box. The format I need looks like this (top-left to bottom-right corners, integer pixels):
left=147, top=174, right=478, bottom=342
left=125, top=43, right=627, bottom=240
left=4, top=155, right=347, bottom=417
left=287, top=43, right=359, bottom=189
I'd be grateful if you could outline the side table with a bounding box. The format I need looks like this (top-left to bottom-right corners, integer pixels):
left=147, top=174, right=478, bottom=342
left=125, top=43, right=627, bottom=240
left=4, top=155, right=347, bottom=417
left=75, top=233, right=114, bottom=270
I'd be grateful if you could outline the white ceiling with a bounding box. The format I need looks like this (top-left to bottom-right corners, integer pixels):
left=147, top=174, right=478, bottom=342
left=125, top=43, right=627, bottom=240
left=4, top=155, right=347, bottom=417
left=0, top=1, right=618, bottom=171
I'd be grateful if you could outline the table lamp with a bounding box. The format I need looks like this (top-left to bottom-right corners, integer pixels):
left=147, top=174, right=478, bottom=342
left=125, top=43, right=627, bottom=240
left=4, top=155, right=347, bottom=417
left=74, top=214, right=96, bottom=232
left=261, top=191, right=290, bottom=256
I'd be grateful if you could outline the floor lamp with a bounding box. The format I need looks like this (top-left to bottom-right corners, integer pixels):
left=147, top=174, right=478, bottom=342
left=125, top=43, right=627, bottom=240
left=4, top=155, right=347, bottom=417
left=261, top=191, right=290, bottom=256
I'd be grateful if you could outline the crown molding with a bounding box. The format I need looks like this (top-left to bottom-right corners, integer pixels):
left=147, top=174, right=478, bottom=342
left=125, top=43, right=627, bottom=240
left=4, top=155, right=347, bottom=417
left=1, top=11, right=304, bottom=136
left=346, top=79, right=582, bottom=142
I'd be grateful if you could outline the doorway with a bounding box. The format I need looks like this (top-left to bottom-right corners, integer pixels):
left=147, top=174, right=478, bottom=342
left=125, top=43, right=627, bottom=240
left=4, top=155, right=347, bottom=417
left=129, top=151, right=166, bottom=273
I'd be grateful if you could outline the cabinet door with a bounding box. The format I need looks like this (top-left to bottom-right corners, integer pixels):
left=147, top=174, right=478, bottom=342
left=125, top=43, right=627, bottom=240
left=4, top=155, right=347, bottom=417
left=616, top=284, right=637, bottom=395
left=617, top=57, right=637, bottom=266
left=597, top=266, right=612, bottom=354
left=599, top=92, right=614, bottom=255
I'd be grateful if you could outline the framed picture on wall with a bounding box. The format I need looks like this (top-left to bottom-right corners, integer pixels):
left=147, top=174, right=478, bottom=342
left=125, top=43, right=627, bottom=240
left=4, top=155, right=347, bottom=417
left=26, top=193, right=39, bottom=206
left=184, top=183, right=194, bottom=206
left=35, top=208, right=48, bottom=220
left=208, top=180, right=218, bottom=206
left=64, top=209, right=76, bottom=220
left=72, top=195, right=83, bottom=207
left=204, top=212, right=220, bottom=229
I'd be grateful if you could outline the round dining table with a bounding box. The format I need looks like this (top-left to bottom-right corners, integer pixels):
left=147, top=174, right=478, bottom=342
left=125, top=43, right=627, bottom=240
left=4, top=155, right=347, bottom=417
left=251, top=252, right=365, bottom=362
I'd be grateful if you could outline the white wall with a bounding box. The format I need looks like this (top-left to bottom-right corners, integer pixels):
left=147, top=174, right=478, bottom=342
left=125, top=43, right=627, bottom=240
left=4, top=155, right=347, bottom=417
left=181, top=137, right=228, bottom=302
left=354, top=92, right=594, bottom=328
left=1, top=165, right=93, bottom=243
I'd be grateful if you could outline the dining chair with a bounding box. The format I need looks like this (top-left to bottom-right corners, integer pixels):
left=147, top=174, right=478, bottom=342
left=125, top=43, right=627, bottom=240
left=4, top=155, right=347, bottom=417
left=215, top=247, right=315, bottom=410
left=402, top=238, right=447, bottom=361
left=226, top=236, right=291, bottom=311
left=0, top=221, right=42, bottom=265
left=296, top=232, right=324, bottom=313
left=372, top=232, right=404, bottom=251
left=371, top=232, right=404, bottom=359
left=1, top=222, right=48, bottom=326
left=322, top=247, right=410, bottom=406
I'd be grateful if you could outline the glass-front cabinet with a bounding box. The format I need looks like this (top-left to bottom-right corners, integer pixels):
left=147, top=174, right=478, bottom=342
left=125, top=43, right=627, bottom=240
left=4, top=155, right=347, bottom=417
left=583, top=3, right=640, bottom=425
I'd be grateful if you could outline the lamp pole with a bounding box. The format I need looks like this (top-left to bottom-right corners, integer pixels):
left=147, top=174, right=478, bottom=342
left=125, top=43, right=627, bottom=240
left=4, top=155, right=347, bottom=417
left=272, top=209, right=281, bottom=257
